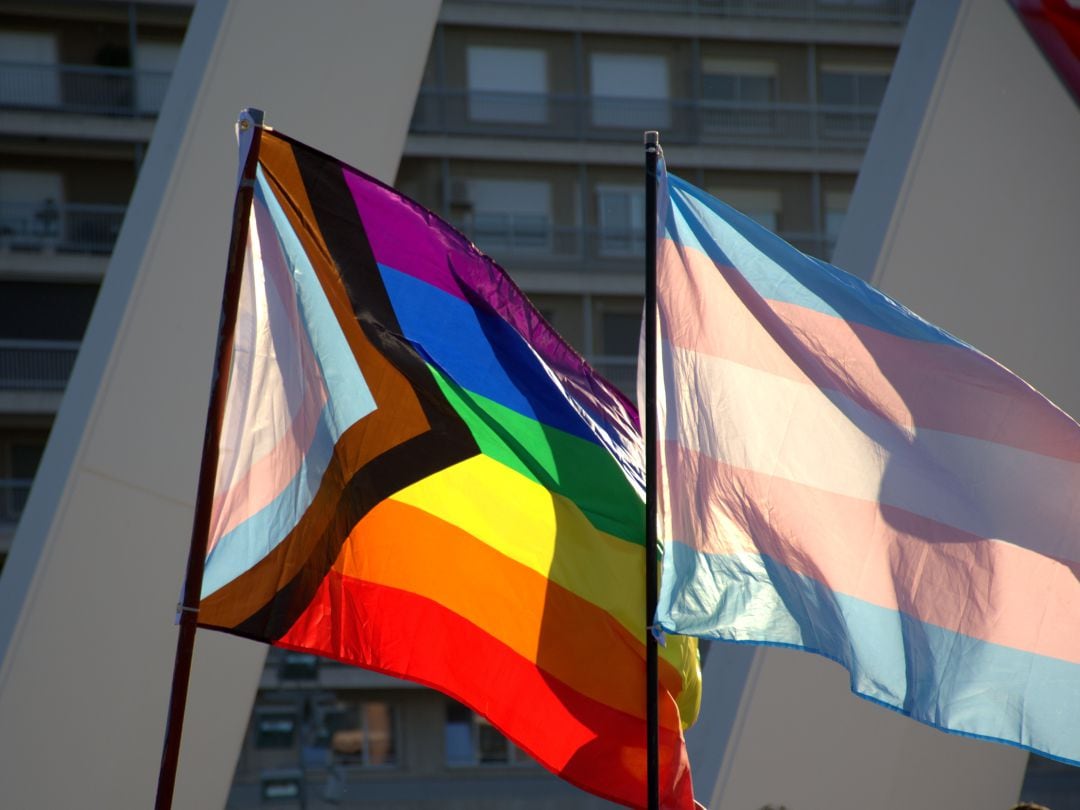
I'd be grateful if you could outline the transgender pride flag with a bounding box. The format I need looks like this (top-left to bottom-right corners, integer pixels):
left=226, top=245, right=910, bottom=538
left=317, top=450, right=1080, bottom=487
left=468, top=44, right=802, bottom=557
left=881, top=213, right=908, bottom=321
left=652, top=163, right=1080, bottom=766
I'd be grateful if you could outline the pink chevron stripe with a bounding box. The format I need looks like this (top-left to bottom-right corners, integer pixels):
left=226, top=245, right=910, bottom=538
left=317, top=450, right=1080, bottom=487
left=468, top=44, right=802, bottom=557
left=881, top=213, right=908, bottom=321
left=659, top=237, right=1080, bottom=462
left=661, top=440, right=1080, bottom=665
left=208, top=199, right=330, bottom=551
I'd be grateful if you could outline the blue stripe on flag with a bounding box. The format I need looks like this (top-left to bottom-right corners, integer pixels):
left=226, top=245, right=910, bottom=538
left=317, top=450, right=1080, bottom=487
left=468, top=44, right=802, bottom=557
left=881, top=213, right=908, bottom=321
left=203, top=412, right=338, bottom=597
left=202, top=173, right=377, bottom=597
left=657, top=540, right=1080, bottom=767
left=378, top=263, right=600, bottom=443
left=255, top=170, right=377, bottom=427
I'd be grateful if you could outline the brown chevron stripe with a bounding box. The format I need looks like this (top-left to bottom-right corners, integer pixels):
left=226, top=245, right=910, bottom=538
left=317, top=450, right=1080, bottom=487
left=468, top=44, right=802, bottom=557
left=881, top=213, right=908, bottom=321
left=198, top=135, right=478, bottom=635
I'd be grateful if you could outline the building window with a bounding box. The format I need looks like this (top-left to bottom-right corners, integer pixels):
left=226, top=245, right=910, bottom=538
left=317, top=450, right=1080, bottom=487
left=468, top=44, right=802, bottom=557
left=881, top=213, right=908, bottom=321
left=708, top=187, right=782, bottom=231
left=0, top=31, right=59, bottom=107
left=445, top=701, right=533, bottom=766
left=0, top=431, right=47, bottom=525
left=701, top=57, right=777, bottom=133
left=820, top=65, right=889, bottom=107
left=0, top=171, right=65, bottom=248
left=824, top=189, right=853, bottom=247
left=596, top=184, right=645, bottom=257
left=819, top=63, right=890, bottom=136
left=528, top=294, right=585, bottom=350
left=254, top=708, right=299, bottom=749
left=277, top=651, right=318, bottom=680
left=320, top=699, right=398, bottom=768
left=590, top=52, right=670, bottom=129
left=591, top=298, right=642, bottom=397
left=458, top=178, right=552, bottom=253
left=466, top=45, right=548, bottom=124
left=134, top=40, right=180, bottom=113
left=0, top=281, right=98, bottom=341
left=259, top=769, right=304, bottom=803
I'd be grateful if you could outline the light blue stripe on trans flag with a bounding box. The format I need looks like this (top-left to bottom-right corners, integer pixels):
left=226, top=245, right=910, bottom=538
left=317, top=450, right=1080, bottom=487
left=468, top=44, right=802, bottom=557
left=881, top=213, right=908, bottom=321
left=657, top=540, right=1080, bottom=767
left=201, top=170, right=376, bottom=598
left=664, top=171, right=967, bottom=349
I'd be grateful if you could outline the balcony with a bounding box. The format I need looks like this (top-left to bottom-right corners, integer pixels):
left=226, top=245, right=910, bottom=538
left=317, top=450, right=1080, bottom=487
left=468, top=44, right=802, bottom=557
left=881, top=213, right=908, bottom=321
left=0, top=202, right=125, bottom=255
left=452, top=218, right=644, bottom=272
left=411, top=89, right=880, bottom=150
left=447, top=0, right=914, bottom=24
left=452, top=216, right=835, bottom=271
left=259, top=649, right=423, bottom=691
left=0, top=477, right=32, bottom=528
left=590, top=356, right=637, bottom=397
left=0, top=340, right=80, bottom=392
left=0, top=61, right=170, bottom=117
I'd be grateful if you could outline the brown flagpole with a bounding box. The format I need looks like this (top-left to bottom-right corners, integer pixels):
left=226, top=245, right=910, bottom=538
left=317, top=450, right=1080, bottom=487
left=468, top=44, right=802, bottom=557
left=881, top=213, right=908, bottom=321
left=153, top=107, right=265, bottom=810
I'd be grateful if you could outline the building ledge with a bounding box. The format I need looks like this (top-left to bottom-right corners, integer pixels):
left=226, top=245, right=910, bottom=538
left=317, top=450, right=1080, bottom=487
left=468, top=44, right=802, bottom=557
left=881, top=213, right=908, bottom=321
left=0, top=389, right=64, bottom=416
left=405, top=133, right=864, bottom=172
left=0, top=250, right=111, bottom=282
left=439, top=2, right=908, bottom=46
left=259, top=665, right=426, bottom=692
left=0, top=109, right=155, bottom=143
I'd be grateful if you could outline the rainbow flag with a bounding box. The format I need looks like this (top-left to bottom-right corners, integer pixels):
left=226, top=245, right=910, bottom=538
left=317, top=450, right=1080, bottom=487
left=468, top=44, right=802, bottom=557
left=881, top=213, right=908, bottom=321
left=652, top=163, right=1080, bottom=766
left=196, top=127, right=700, bottom=808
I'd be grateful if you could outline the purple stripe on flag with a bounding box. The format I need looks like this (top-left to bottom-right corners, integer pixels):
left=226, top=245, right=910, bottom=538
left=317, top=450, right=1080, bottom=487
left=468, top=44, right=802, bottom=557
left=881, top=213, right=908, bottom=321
left=341, top=169, right=595, bottom=380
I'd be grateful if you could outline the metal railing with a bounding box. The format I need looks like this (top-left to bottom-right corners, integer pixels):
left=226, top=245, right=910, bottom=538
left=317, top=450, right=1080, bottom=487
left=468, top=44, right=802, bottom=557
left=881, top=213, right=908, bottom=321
left=590, top=356, right=637, bottom=397
left=451, top=220, right=648, bottom=270
left=0, top=478, right=32, bottom=525
left=0, top=339, right=81, bottom=391
left=452, top=219, right=834, bottom=267
left=0, top=201, right=125, bottom=254
left=0, top=61, right=171, bottom=116
left=782, top=230, right=836, bottom=261
left=448, top=0, right=915, bottom=24
left=411, top=89, right=880, bottom=149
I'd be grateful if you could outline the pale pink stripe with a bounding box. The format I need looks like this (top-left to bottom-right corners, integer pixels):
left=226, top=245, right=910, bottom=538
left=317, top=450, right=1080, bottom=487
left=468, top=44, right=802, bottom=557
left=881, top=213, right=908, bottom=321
left=659, top=238, right=1080, bottom=462
left=208, top=200, right=330, bottom=550
left=661, top=440, right=1080, bottom=665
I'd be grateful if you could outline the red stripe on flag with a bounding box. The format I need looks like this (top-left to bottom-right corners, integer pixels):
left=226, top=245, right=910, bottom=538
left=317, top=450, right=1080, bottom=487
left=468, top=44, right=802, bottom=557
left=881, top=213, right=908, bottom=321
left=275, top=570, right=694, bottom=809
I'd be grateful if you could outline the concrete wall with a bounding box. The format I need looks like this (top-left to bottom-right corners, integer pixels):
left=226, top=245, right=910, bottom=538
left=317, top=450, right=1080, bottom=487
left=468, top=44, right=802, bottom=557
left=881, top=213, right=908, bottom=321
left=0, top=2, right=439, bottom=807
left=689, top=0, right=1080, bottom=806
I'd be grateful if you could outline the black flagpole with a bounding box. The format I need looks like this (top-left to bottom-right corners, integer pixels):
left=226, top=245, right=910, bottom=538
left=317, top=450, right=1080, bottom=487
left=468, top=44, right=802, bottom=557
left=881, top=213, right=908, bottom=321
left=154, top=108, right=264, bottom=810
left=644, top=129, right=661, bottom=810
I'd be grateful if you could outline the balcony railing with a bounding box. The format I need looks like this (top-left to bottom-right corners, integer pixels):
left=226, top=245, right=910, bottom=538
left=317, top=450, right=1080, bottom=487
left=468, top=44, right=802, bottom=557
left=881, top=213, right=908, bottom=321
left=0, top=478, right=32, bottom=526
left=452, top=218, right=835, bottom=268
left=0, top=61, right=171, bottom=117
left=0, top=339, right=80, bottom=391
left=448, top=0, right=915, bottom=24
left=452, top=220, right=647, bottom=270
left=782, top=230, right=837, bottom=261
left=412, top=89, right=880, bottom=149
left=590, top=356, right=637, bottom=397
left=0, top=202, right=125, bottom=254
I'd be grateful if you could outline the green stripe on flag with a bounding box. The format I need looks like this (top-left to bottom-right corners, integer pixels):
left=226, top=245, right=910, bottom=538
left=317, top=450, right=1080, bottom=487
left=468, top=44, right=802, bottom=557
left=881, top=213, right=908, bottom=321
left=430, top=365, right=645, bottom=545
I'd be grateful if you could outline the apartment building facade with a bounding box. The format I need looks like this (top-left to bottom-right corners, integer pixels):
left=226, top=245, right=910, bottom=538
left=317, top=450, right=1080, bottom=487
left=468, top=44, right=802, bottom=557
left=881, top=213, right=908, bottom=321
left=2, top=1, right=1073, bottom=808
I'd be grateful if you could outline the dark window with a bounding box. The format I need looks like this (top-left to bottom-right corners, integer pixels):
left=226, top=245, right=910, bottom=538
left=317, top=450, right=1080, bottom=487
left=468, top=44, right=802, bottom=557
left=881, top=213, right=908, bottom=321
left=0, top=281, right=98, bottom=341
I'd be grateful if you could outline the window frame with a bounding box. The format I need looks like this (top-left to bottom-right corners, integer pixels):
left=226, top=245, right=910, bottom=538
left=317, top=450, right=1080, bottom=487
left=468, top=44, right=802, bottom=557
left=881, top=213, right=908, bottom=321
left=444, top=702, right=535, bottom=768
left=589, top=51, right=671, bottom=129
left=465, top=44, right=549, bottom=124
left=595, top=183, right=646, bottom=258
